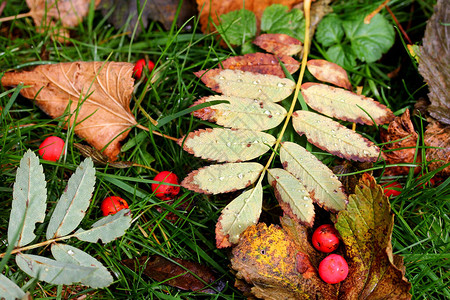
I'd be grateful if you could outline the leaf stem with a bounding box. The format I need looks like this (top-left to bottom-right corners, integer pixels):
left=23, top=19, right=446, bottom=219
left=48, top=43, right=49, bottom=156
left=0, top=12, right=32, bottom=23
left=136, top=124, right=178, bottom=142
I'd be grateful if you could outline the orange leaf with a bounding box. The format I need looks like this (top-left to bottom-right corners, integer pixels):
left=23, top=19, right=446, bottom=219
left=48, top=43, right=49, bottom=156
left=1, top=61, right=136, bottom=161
left=253, top=33, right=303, bottom=56
left=307, top=59, right=352, bottom=90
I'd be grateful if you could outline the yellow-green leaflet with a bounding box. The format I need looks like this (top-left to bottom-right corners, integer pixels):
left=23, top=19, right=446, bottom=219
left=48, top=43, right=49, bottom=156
left=193, top=95, right=287, bottom=130
left=292, top=110, right=380, bottom=162
left=267, top=168, right=315, bottom=226
left=280, top=142, right=347, bottom=212
left=182, top=162, right=264, bottom=194
left=181, top=128, right=276, bottom=162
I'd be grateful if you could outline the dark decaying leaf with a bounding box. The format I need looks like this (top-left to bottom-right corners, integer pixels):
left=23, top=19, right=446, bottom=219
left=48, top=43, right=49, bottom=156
left=253, top=33, right=303, bottom=56
left=380, top=109, right=419, bottom=176
left=332, top=160, right=373, bottom=195
left=306, top=59, right=352, bottom=90
left=121, top=255, right=224, bottom=293
left=1, top=62, right=136, bottom=161
left=418, top=0, right=450, bottom=125
left=221, top=53, right=300, bottom=78
left=424, top=120, right=450, bottom=176
left=74, top=143, right=134, bottom=168
left=335, top=173, right=411, bottom=299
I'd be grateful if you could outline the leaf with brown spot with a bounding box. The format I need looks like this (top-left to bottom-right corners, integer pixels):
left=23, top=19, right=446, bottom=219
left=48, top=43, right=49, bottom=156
left=307, top=59, right=352, bottom=90
left=253, top=33, right=303, bottom=56
left=221, top=53, right=300, bottom=78
left=1, top=62, right=136, bottom=161
left=424, top=120, right=450, bottom=176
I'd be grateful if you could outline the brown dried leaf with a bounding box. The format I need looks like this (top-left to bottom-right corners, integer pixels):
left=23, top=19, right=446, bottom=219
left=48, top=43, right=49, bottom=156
left=332, top=160, right=373, bottom=195
left=424, top=120, right=450, bottom=176
left=221, top=53, right=300, bottom=78
left=121, top=255, right=223, bottom=293
left=380, top=109, right=419, bottom=176
left=74, top=143, right=134, bottom=168
left=253, top=33, right=303, bottom=56
left=1, top=62, right=136, bottom=161
left=307, top=59, right=352, bottom=90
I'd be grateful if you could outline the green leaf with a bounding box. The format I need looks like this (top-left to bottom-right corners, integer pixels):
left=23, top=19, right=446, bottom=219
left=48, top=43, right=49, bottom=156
left=46, top=158, right=96, bottom=239
left=73, top=209, right=132, bottom=243
left=192, top=95, right=287, bottom=131
left=182, top=162, right=263, bottom=194
left=327, top=44, right=357, bottom=68
left=51, top=243, right=113, bottom=288
left=292, top=111, right=380, bottom=162
left=180, top=128, right=276, bottom=163
left=8, top=150, right=47, bottom=247
left=216, top=182, right=263, bottom=248
left=343, top=14, right=395, bottom=63
left=16, top=253, right=95, bottom=285
left=0, top=273, right=26, bottom=300
left=315, top=13, right=344, bottom=47
left=267, top=168, right=314, bottom=226
left=218, top=9, right=256, bottom=46
left=280, top=142, right=347, bottom=212
left=261, top=4, right=305, bottom=42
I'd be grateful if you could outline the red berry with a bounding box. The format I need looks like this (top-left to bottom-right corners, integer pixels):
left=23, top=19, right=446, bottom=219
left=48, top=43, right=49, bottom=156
left=383, top=181, right=402, bottom=197
left=152, top=171, right=180, bottom=200
left=133, top=59, right=155, bottom=80
left=38, top=136, right=65, bottom=162
left=312, top=224, right=340, bottom=253
left=101, top=196, right=129, bottom=216
left=318, top=254, right=349, bottom=284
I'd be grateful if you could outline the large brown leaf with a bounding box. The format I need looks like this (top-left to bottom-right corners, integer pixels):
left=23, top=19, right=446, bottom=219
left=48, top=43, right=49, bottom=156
left=424, top=120, right=450, bottom=176
left=1, top=62, right=136, bottom=161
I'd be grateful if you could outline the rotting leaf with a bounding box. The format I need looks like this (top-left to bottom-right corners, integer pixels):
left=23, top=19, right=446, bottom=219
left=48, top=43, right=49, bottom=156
left=306, top=59, right=352, bottom=90
left=1, top=62, right=136, bottom=161
left=253, top=33, right=303, bottom=56
left=335, top=174, right=412, bottom=299
left=221, top=53, right=300, bottom=78
left=194, top=69, right=295, bottom=102
left=301, top=83, right=395, bottom=125
left=292, top=110, right=380, bottom=162
left=332, top=160, right=373, bottom=195
left=122, top=255, right=224, bottom=293
left=191, top=95, right=287, bottom=131
left=424, top=120, right=450, bottom=176
left=74, top=143, right=134, bottom=168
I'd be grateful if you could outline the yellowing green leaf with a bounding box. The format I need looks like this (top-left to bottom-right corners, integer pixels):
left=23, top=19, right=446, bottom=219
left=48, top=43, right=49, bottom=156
left=194, top=69, right=295, bottom=102
left=179, top=128, right=275, bottom=163
left=8, top=149, right=47, bottom=247
left=182, top=162, right=263, bottom=194
left=192, top=95, right=287, bottom=130
left=46, top=158, right=96, bottom=239
left=292, top=111, right=380, bottom=162
left=301, top=83, right=394, bottom=125
left=280, top=142, right=347, bottom=212
left=267, top=168, right=314, bottom=226
left=0, top=274, right=25, bottom=300
left=216, top=182, right=263, bottom=248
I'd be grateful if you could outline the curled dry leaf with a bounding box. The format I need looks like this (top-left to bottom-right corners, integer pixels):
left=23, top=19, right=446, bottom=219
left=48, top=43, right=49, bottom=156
left=74, top=143, right=134, bottom=168
left=253, top=33, right=303, bottom=56
left=1, top=62, right=136, bottom=161
left=307, top=59, right=352, bottom=90
left=221, top=53, right=300, bottom=78
left=380, top=109, right=419, bottom=176
left=424, top=120, right=450, bottom=176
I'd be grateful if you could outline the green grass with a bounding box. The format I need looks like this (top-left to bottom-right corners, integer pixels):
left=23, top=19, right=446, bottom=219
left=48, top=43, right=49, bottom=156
left=1, top=0, right=449, bottom=299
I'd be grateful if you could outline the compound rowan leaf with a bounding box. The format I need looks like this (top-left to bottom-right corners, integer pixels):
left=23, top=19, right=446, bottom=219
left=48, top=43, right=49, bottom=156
left=192, top=95, right=287, bottom=130
left=179, top=128, right=275, bottom=163
left=216, top=182, right=262, bottom=248
left=46, top=158, right=95, bottom=239
left=280, top=142, right=347, bottom=212
left=51, top=243, right=113, bottom=288
left=221, top=53, right=300, bottom=78
left=335, top=173, right=412, bottom=299
left=1, top=61, right=137, bottom=161
left=292, top=110, right=380, bottom=162
left=253, top=33, right=303, bottom=56
left=8, top=150, right=47, bottom=247
left=194, top=69, right=295, bottom=102
left=267, top=168, right=315, bottom=226
left=182, top=162, right=263, bottom=194
left=306, top=59, right=352, bottom=90
left=301, top=83, right=394, bottom=125
left=0, top=274, right=26, bottom=300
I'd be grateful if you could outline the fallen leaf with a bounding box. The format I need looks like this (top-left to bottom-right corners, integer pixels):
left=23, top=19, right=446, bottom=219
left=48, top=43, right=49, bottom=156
left=380, top=109, right=419, bottom=176
left=307, top=59, right=352, bottom=90
left=121, top=255, right=224, bottom=293
left=74, top=143, right=134, bottom=168
left=1, top=61, right=136, bottom=161
left=221, top=53, right=300, bottom=78
left=332, top=160, right=373, bottom=195
left=424, top=120, right=450, bottom=176
left=253, top=33, right=303, bottom=56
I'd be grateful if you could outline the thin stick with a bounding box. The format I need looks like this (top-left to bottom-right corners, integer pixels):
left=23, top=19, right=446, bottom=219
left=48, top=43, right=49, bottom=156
left=0, top=12, right=32, bottom=23
left=136, top=124, right=178, bottom=142
left=386, top=5, right=413, bottom=44
left=364, top=0, right=389, bottom=24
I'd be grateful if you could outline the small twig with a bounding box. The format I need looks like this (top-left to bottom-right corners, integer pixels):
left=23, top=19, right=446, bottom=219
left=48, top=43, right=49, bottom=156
left=136, top=124, right=178, bottom=142
left=386, top=5, right=413, bottom=44
left=0, top=11, right=32, bottom=23
left=0, top=234, right=76, bottom=258
left=364, top=0, right=389, bottom=24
